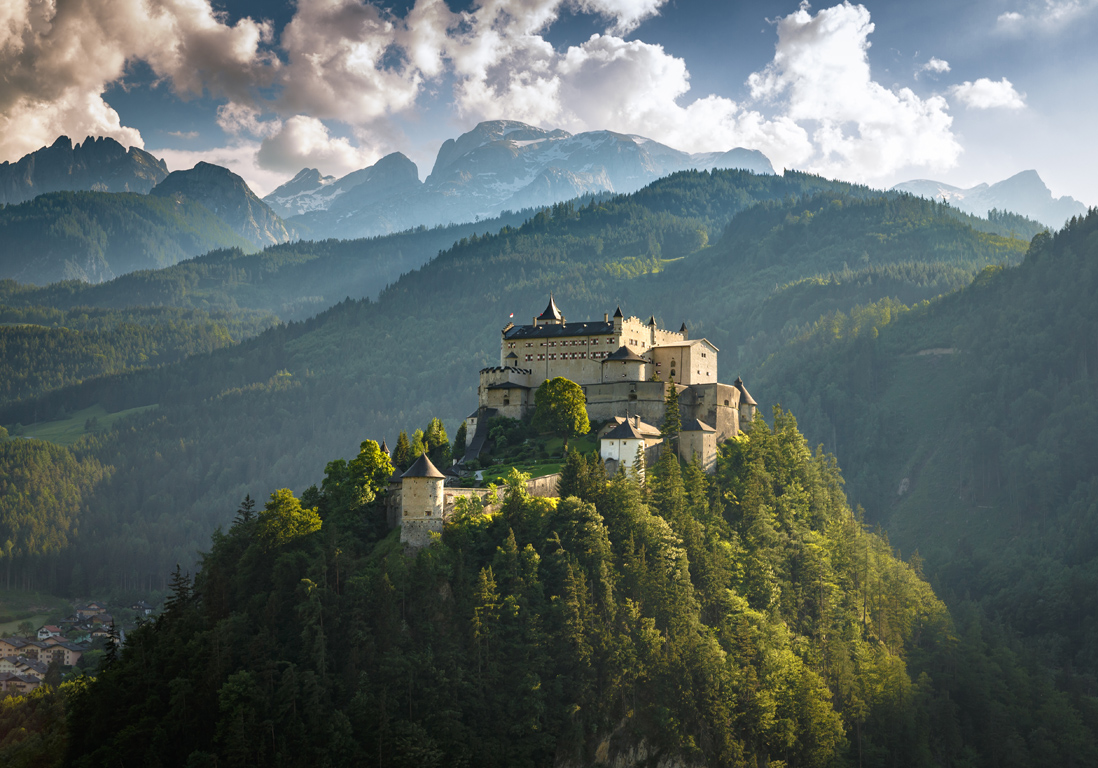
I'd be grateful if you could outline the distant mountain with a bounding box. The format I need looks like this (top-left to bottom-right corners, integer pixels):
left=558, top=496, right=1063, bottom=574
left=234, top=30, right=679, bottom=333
left=893, top=170, right=1087, bottom=228
left=0, top=135, right=169, bottom=206
left=151, top=162, right=291, bottom=247
left=266, top=120, right=776, bottom=240
left=0, top=191, right=253, bottom=285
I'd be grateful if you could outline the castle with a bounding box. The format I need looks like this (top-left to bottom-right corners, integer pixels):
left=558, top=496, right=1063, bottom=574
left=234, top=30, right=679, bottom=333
left=395, top=296, right=757, bottom=545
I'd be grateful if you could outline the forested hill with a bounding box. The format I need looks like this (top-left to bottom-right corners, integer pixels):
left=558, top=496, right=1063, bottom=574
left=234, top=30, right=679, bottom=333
left=23, top=415, right=1097, bottom=767
left=0, top=171, right=1042, bottom=325
left=0, top=192, right=253, bottom=285
left=0, top=171, right=1038, bottom=592
left=757, top=207, right=1098, bottom=678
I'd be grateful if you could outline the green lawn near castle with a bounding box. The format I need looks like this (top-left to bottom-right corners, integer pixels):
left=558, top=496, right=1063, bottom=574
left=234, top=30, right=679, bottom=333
left=12, top=403, right=158, bottom=446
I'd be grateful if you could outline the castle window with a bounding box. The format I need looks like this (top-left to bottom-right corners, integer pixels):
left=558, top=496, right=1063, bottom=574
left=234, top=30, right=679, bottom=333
left=724, top=399, right=729, bottom=406
left=526, top=342, right=533, bottom=347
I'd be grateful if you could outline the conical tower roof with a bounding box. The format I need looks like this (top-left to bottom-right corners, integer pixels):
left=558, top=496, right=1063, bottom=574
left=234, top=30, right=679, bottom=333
left=402, top=452, right=445, bottom=479
left=380, top=439, right=390, bottom=455
left=734, top=377, right=757, bottom=406
left=613, top=306, right=624, bottom=318
left=537, top=294, right=563, bottom=321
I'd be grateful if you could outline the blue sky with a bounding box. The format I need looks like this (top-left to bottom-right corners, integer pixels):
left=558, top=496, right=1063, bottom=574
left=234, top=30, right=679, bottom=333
left=2, top=0, right=1095, bottom=204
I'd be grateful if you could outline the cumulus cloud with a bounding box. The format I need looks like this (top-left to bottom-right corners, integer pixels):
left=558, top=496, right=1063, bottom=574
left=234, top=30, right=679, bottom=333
left=746, top=2, right=961, bottom=179
left=0, top=0, right=276, bottom=161
left=256, top=116, right=378, bottom=176
left=0, top=0, right=972, bottom=191
left=950, top=77, right=1027, bottom=109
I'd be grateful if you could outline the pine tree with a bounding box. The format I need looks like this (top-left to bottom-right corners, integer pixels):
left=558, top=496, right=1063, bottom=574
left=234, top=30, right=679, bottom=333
left=452, top=421, right=468, bottom=461
left=661, top=381, right=681, bottom=441
left=392, top=431, right=413, bottom=470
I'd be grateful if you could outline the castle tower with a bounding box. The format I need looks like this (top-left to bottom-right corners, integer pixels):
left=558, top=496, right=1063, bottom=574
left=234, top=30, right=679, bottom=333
left=734, top=377, right=758, bottom=427
left=400, top=452, right=445, bottom=547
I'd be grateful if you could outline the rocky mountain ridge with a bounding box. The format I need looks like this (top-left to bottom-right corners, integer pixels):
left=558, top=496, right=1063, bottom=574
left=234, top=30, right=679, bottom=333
left=270, top=120, right=777, bottom=240
left=893, top=170, right=1087, bottom=228
left=0, top=135, right=168, bottom=206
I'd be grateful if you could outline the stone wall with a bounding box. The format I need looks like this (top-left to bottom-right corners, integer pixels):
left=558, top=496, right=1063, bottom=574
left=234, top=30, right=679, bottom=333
left=400, top=518, right=443, bottom=547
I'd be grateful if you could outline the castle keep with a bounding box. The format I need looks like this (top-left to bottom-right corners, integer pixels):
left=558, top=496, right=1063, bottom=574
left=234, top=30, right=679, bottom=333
left=471, top=295, right=755, bottom=449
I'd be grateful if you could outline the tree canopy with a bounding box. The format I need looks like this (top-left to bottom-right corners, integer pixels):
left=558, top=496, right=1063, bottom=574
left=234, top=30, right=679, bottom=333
left=532, top=376, right=590, bottom=451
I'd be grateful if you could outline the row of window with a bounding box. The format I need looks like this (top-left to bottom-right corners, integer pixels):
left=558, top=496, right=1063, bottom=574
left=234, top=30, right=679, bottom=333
left=526, top=351, right=615, bottom=362
left=508, top=337, right=619, bottom=350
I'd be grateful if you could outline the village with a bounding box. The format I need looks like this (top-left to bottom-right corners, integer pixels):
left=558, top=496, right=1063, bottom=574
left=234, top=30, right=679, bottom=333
left=0, top=598, right=155, bottom=694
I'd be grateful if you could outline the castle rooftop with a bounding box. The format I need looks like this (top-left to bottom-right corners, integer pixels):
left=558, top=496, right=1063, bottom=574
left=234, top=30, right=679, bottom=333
left=402, top=453, right=445, bottom=479
left=503, top=319, right=614, bottom=340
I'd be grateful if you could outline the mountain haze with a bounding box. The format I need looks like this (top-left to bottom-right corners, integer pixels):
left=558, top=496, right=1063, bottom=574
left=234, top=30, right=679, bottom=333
left=151, top=162, right=292, bottom=247
left=893, top=169, right=1087, bottom=228
left=267, top=120, right=777, bottom=240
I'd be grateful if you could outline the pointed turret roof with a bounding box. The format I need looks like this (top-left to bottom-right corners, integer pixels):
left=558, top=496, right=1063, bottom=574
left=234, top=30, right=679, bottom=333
left=648, top=315, right=656, bottom=326
left=613, top=306, right=623, bottom=318
left=402, top=452, right=445, bottom=479
left=680, top=418, right=716, bottom=432
left=380, top=439, right=390, bottom=455
left=734, top=377, right=757, bottom=406
left=604, top=346, right=646, bottom=362
left=537, top=294, right=563, bottom=321
left=679, top=322, right=688, bottom=333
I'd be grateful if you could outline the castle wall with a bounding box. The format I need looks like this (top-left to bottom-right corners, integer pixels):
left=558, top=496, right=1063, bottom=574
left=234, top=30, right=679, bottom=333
left=679, top=430, right=717, bottom=474
left=682, top=383, right=740, bottom=442
left=583, top=381, right=667, bottom=423
left=400, top=519, right=443, bottom=547
left=650, top=340, right=718, bottom=385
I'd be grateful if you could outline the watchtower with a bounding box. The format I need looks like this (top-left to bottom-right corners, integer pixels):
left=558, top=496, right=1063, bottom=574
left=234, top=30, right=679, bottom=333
left=400, top=452, right=445, bottom=547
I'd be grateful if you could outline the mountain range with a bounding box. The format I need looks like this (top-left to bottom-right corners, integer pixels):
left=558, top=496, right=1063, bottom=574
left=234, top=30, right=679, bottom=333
left=892, top=170, right=1087, bottom=228
left=265, top=120, right=776, bottom=239
left=0, top=135, right=168, bottom=205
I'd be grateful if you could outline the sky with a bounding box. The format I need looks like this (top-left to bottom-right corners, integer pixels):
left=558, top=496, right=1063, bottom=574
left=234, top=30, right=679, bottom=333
left=2, top=0, right=1095, bottom=203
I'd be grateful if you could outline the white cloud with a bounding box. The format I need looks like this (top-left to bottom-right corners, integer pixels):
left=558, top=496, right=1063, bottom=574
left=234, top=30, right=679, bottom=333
left=0, top=0, right=275, bottom=162
left=168, top=130, right=200, bottom=139
left=746, top=2, right=961, bottom=180
left=256, top=116, right=378, bottom=176
left=0, top=0, right=973, bottom=194
left=950, top=77, right=1026, bottom=109
left=150, top=142, right=289, bottom=198
left=920, top=57, right=951, bottom=75
left=217, top=103, right=282, bottom=138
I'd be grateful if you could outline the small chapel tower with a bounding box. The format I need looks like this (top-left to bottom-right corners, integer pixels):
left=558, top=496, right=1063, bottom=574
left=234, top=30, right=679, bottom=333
left=400, top=452, right=445, bottom=547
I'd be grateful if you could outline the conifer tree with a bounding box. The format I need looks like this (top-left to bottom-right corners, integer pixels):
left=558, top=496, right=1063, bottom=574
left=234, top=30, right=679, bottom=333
left=452, top=421, right=468, bottom=461
left=425, top=418, right=451, bottom=466
left=661, top=381, right=681, bottom=441
left=392, top=431, right=412, bottom=470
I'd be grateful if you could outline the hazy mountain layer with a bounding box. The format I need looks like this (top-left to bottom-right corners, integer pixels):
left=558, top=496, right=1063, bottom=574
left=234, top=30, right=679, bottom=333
left=757, top=208, right=1098, bottom=673
left=151, top=162, right=292, bottom=247
left=0, top=191, right=253, bottom=285
left=269, top=120, right=777, bottom=240
left=893, top=169, right=1087, bottom=227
